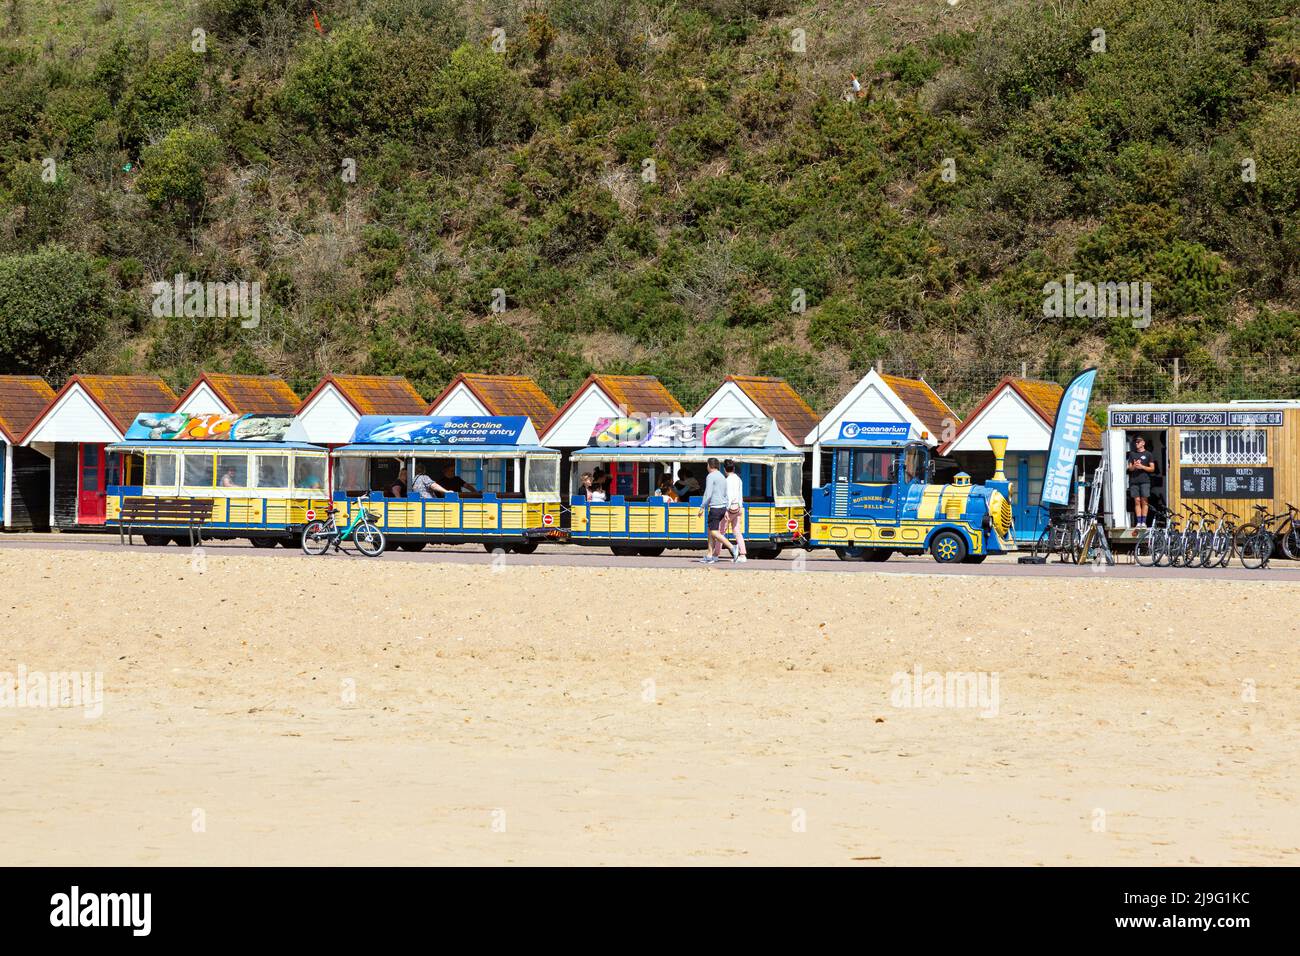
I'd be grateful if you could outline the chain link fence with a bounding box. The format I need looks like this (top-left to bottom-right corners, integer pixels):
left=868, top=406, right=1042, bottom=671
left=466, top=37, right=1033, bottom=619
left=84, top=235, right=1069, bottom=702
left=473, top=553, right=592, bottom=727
left=875, top=357, right=1300, bottom=417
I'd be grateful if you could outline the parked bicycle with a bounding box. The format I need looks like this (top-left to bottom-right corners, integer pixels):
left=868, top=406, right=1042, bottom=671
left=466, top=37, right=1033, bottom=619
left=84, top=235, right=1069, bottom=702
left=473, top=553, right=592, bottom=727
left=1237, top=504, right=1289, bottom=571
left=301, top=499, right=386, bottom=557
left=1133, top=504, right=1172, bottom=567
left=1032, top=505, right=1111, bottom=565
left=1277, top=502, right=1300, bottom=561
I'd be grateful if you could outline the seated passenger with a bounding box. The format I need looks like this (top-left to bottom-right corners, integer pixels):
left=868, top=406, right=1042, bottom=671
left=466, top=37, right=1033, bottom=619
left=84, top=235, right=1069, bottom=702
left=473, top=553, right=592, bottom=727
left=411, top=465, right=447, bottom=499
left=439, top=463, right=478, bottom=497
left=591, top=467, right=612, bottom=497
left=219, top=466, right=239, bottom=488
left=388, top=467, right=407, bottom=498
left=656, top=476, right=677, bottom=501
left=576, top=472, right=594, bottom=500
left=673, top=467, right=700, bottom=499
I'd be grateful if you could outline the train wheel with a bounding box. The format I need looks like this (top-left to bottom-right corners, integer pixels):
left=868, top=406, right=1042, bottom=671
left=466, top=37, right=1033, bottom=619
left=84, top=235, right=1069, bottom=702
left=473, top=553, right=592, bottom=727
left=396, top=542, right=426, bottom=552
left=930, top=530, right=967, bottom=564
left=636, top=547, right=665, bottom=557
left=837, top=546, right=864, bottom=560
left=510, top=541, right=538, bottom=555
left=249, top=536, right=279, bottom=549
left=141, top=534, right=172, bottom=547
left=749, top=547, right=782, bottom=560
left=610, top=546, right=640, bottom=557
left=963, top=554, right=987, bottom=564
left=862, top=549, right=893, bottom=562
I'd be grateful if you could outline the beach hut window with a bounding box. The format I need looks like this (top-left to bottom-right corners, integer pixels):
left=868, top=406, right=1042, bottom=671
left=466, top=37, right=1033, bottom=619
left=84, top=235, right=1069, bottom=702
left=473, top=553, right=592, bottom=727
left=255, top=455, right=289, bottom=488
left=183, top=453, right=215, bottom=487
left=216, top=454, right=249, bottom=488
left=145, top=453, right=177, bottom=486
left=293, top=456, right=327, bottom=490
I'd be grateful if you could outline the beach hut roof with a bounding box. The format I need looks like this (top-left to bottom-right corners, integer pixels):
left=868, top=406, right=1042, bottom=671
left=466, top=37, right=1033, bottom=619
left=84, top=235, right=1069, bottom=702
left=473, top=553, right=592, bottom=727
left=712, top=376, right=818, bottom=449
left=21, top=375, right=177, bottom=443
left=174, top=373, right=299, bottom=415
left=428, top=373, right=557, bottom=424
left=0, top=375, right=56, bottom=443
left=939, top=376, right=1103, bottom=454
left=295, top=375, right=426, bottom=416
left=541, top=374, right=684, bottom=443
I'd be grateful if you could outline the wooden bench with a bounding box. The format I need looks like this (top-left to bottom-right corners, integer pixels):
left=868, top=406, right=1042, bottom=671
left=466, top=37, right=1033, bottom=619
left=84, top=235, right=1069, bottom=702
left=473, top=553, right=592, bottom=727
left=118, top=496, right=214, bottom=547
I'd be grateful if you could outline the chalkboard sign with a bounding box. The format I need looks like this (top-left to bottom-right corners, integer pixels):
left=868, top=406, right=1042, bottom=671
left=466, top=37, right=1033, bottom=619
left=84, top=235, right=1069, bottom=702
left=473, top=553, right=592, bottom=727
left=1180, top=467, right=1274, bottom=499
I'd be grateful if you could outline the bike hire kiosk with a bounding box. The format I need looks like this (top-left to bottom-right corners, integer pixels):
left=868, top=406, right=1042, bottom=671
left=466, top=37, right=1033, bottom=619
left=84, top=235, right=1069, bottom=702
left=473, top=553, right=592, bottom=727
left=1104, top=401, right=1300, bottom=533
left=329, top=415, right=563, bottom=552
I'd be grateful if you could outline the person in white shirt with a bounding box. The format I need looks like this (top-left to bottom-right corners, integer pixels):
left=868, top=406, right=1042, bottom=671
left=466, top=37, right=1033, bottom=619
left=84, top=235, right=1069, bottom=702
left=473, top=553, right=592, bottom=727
left=721, top=459, right=747, bottom=563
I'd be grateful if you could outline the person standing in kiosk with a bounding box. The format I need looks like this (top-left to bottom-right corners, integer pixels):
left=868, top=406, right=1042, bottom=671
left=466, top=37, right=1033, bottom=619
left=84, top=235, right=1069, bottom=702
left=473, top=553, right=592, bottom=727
left=1127, top=435, right=1155, bottom=527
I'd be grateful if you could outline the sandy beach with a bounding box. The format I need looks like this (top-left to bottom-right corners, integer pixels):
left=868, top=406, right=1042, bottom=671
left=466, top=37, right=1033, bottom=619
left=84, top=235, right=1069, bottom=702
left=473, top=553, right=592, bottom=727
left=0, top=546, right=1295, bottom=866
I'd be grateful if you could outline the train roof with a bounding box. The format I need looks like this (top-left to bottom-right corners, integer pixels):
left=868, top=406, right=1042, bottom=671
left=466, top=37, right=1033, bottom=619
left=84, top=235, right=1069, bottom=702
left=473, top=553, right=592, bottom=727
left=333, top=442, right=557, bottom=456
left=109, top=441, right=325, bottom=452
left=570, top=445, right=801, bottom=459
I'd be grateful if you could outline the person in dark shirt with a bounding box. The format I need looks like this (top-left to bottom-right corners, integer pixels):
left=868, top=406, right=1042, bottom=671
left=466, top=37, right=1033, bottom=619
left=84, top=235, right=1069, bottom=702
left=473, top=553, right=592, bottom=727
left=1126, top=436, right=1156, bottom=527
left=388, top=466, right=407, bottom=498
left=440, top=462, right=478, bottom=497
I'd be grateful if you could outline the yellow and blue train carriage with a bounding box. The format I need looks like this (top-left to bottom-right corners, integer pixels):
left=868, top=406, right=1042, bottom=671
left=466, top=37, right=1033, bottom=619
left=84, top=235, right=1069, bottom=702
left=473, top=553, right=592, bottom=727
left=568, top=416, right=806, bottom=557
left=808, top=430, right=1014, bottom=563
left=329, top=415, right=563, bottom=553
left=106, top=412, right=330, bottom=546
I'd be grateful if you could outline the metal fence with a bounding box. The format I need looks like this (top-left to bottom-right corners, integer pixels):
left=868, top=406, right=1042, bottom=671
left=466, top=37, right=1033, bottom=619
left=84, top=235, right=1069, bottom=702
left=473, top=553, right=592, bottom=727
left=874, top=357, right=1299, bottom=416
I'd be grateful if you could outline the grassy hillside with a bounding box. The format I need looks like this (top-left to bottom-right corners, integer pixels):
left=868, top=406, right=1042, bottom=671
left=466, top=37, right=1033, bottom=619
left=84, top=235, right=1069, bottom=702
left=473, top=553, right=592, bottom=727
left=1, top=0, right=1298, bottom=412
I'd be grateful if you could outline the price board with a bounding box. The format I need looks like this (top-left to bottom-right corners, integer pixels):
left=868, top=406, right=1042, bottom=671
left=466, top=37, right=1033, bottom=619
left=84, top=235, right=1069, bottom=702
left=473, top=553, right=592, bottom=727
left=1179, top=467, right=1274, bottom=499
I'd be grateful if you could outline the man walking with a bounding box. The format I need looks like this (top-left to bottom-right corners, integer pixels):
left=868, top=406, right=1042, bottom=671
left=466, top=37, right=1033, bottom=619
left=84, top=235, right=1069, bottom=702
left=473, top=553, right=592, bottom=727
left=699, top=457, right=734, bottom=564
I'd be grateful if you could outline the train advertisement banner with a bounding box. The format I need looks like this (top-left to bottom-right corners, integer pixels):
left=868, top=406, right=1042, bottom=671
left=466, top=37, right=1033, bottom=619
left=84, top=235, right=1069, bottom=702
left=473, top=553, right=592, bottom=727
left=351, top=416, right=531, bottom=446
left=1042, top=367, right=1098, bottom=506
left=589, top=417, right=775, bottom=448
left=1180, top=466, right=1274, bottom=499
left=125, top=412, right=293, bottom=442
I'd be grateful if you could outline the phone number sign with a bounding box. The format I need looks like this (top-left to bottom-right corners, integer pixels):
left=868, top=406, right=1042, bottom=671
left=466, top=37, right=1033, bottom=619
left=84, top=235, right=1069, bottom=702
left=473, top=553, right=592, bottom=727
left=1180, top=466, right=1274, bottom=499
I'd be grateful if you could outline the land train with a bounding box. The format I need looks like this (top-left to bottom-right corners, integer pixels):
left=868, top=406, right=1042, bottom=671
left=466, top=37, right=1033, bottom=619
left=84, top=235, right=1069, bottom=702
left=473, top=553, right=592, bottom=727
left=106, top=413, right=1015, bottom=564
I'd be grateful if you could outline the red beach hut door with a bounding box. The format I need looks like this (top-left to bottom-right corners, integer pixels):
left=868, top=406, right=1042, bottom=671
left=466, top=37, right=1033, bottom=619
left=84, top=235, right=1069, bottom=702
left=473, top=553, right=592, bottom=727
left=77, top=443, right=108, bottom=524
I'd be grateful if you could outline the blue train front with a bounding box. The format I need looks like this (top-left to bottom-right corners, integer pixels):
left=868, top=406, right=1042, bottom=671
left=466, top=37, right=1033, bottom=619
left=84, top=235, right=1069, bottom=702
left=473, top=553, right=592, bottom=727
left=808, top=433, right=1014, bottom=563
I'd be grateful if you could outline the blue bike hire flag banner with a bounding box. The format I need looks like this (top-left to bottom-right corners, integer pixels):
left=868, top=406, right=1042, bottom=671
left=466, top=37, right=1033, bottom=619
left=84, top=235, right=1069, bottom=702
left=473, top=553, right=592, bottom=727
left=1041, top=367, right=1098, bottom=506
left=350, top=416, right=534, bottom=446
left=837, top=421, right=912, bottom=441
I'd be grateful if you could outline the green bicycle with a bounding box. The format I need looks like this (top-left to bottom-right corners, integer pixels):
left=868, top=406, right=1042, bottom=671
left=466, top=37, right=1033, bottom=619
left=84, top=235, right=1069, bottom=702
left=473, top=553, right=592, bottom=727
left=301, top=500, right=386, bottom=557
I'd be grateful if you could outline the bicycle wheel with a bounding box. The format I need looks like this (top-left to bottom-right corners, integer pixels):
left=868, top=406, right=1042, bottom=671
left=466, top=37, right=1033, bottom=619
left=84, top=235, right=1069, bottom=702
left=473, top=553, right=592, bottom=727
left=1071, top=525, right=1094, bottom=565
left=1283, top=526, right=1300, bottom=561
left=301, top=520, right=332, bottom=556
left=353, top=521, right=386, bottom=557
left=1216, top=529, right=1237, bottom=568
left=1239, top=531, right=1271, bottom=570
left=351, top=521, right=384, bottom=557
left=1032, top=527, right=1053, bottom=561
left=1134, top=529, right=1157, bottom=567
